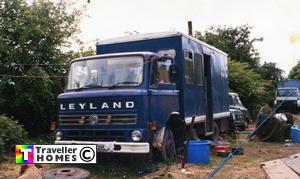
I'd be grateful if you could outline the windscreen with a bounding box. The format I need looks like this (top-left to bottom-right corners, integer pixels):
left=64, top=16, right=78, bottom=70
left=67, top=56, right=144, bottom=90
left=277, top=89, right=297, bottom=97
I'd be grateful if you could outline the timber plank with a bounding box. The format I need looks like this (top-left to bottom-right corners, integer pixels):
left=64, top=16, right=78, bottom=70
left=261, top=159, right=300, bottom=179
left=283, top=153, right=300, bottom=176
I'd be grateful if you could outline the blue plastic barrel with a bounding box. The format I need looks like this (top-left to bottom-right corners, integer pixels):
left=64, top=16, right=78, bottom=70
left=291, top=125, right=300, bottom=142
left=187, top=140, right=210, bottom=164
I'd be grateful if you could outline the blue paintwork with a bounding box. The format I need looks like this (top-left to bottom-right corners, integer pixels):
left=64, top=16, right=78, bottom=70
left=57, top=32, right=229, bottom=143
left=277, top=80, right=300, bottom=89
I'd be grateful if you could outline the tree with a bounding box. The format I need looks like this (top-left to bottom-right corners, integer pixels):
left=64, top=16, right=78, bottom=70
left=288, top=61, right=300, bottom=79
left=257, top=62, right=285, bottom=87
left=0, top=0, right=82, bottom=136
left=195, top=25, right=263, bottom=68
left=195, top=25, right=282, bottom=116
left=228, top=60, right=272, bottom=116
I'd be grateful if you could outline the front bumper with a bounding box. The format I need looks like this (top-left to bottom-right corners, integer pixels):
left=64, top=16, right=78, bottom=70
left=55, top=140, right=150, bottom=154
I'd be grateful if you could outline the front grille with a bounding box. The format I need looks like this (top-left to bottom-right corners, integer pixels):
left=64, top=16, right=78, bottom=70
left=277, top=100, right=297, bottom=107
left=66, top=130, right=125, bottom=141
left=59, top=113, right=137, bottom=125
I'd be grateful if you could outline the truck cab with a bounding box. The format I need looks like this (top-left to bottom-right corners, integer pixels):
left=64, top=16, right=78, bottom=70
left=275, top=87, right=300, bottom=110
left=55, top=32, right=230, bottom=160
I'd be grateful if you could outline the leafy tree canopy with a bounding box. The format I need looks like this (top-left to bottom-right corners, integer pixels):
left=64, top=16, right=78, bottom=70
left=257, top=62, right=285, bottom=87
left=228, top=60, right=272, bottom=116
left=196, top=25, right=284, bottom=115
left=195, top=25, right=263, bottom=68
left=0, top=0, right=82, bottom=136
left=288, top=61, right=300, bottom=79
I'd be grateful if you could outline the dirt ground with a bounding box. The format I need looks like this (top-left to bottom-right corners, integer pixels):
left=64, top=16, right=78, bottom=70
left=163, top=116, right=300, bottom=179
left=1, top=116, right=300, bottom=179
left=163, top=141, right=300, bottom=179
left=1, top=137, right=299, bottom=179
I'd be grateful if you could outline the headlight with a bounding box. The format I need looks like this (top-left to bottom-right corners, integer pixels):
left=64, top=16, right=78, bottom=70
left=56, top=131, right=63, bottom=141
left=131, top=130, right=142, bottom=142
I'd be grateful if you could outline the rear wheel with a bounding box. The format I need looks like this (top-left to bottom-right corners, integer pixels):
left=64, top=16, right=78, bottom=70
left=161, top=128, right=176, bottom=161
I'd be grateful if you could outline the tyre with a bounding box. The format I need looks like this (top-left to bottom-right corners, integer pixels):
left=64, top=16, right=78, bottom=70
left=161, top=128, right=176, bottom=161
left=43, top=168, right=90, bottom=179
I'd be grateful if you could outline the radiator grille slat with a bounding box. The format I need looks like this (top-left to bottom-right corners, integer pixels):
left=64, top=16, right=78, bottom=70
left=59, top=114, right=137, bottom=125
left=66, top=130, right=125, bottom=141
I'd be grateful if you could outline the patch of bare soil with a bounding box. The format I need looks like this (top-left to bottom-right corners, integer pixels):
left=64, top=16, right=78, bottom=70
left=164, top=139, right=300, bottom=179
left=0, top=162, right=20, bottom=178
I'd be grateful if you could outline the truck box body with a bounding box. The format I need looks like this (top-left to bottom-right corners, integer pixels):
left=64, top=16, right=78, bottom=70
left=96, top=32, right=229, bottom=123
left=56, top=32, right=229, bottom=154
left=276, top=80, right=300, bottom=110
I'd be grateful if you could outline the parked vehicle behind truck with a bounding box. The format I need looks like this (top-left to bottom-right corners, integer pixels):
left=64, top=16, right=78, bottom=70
left=55, top=32, right=230, bottom=160
left=229, top=92, right=250, bottom=130
left=275, top=80, right=300, bottom=112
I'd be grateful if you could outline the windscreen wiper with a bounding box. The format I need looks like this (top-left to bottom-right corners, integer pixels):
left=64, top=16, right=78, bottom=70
left=108, top=81, right=139, bottom=89
left=75, top=84, right=103, bottom=91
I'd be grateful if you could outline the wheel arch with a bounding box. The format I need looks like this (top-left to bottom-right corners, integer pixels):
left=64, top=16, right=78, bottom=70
left=152, top=112, right=186, bottom=150
left=165, top=112, right=186, bottom=149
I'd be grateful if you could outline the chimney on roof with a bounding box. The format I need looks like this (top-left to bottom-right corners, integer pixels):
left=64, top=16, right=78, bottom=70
left=188, top=21, right=193, bottom=36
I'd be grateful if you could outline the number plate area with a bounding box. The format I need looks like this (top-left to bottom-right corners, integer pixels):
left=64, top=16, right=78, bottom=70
left=96, top=143, right=114, bottom=152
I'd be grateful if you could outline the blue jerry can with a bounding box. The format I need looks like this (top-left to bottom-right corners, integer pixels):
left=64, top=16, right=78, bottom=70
left=291, top=125, right=300, bottom=142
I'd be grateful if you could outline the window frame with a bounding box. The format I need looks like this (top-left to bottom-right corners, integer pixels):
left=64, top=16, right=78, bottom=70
left=184, top=49, right=194, bottom=84
left=194, top=53, right=204, bottom=86
left=149, top=57, right=174, bottom=88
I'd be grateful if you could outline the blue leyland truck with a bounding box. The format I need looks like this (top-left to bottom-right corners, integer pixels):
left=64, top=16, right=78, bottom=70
left=55, top=32, right=230, bottom=160
left=275, top=80, right=300, bottom=111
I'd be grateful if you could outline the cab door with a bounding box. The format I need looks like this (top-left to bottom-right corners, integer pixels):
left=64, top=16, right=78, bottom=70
left=149, top=58, right=180, bottom=127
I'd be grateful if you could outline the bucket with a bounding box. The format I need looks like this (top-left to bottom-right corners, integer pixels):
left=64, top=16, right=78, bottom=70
left=291, top=125, right=300, bottom=142
left=187, top=140, right=210, bottom=164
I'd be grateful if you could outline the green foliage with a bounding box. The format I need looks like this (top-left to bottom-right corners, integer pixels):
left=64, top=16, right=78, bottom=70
left=288, top=61, right=300, bottom=79
left=228, top=60, right=273, bottom=116
left=196, top=25, right=284, bottom=116
left=195, top=25, right=263, bottom=68
left=0, top=115, right=28, bottom=159
left=257, top=62, right=285, bottom=87
left=0, top=0, right=82, bottom=136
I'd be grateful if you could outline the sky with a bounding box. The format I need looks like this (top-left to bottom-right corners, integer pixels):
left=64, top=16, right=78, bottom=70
left=75, top=0, right=300, bottom=75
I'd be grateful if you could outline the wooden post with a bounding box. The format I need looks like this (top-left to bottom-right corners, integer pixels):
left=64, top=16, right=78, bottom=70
left=181, top=115, right=196, bottom=169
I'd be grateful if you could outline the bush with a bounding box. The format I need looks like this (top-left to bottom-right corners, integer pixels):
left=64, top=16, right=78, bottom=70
left=0, top=115, right=28, bottom=160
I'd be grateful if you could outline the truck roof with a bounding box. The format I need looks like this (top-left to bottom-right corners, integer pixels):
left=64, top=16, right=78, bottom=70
left=277, top=80, right=300, bottom=89
left=70, top=51, right=157, bottom=63
left=277, top=87, right=298, bottom=90
left=97, top=31, right=227, bottom=56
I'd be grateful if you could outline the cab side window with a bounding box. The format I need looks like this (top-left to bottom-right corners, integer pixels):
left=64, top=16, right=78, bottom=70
left=150, top=59, right=172, bottom=86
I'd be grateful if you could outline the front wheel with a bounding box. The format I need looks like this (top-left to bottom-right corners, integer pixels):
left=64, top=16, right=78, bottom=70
left=161, top=128, right=176, bottom=161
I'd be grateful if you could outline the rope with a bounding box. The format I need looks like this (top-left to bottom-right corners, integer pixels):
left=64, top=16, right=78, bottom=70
left=0, top=74, right=66, bottom=78
left=205, top=92, right=293, bottom=179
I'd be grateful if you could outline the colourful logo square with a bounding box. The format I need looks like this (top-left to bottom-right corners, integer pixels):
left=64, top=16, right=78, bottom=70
left=16, top=145, right=34, bottom=164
